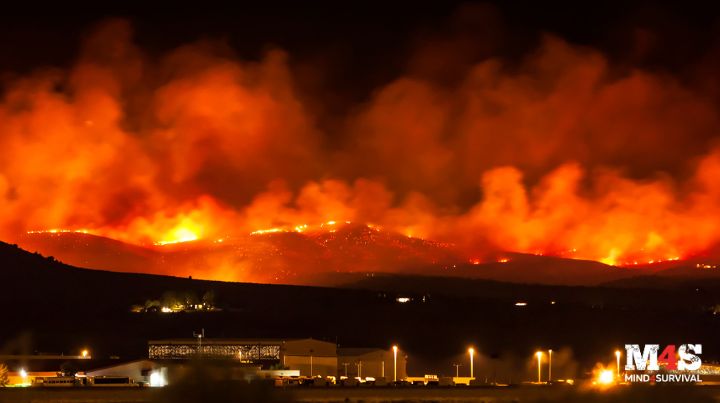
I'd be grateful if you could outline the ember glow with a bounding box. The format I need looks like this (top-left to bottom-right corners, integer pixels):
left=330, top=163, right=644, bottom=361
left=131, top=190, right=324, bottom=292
left=4, top=19, right=720, bottom=281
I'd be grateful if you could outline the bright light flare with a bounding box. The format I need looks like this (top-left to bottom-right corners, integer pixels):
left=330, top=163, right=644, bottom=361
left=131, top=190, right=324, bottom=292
left=149, top=370, right=167, bottom=387
left=592, top=364, right=617, bottom=388
left=597, top=369, right=614, bottom=385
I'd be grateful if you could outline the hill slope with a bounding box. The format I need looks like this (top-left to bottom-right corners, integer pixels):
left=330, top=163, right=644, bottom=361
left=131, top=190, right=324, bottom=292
left=8, top=225, right=667, bottom=286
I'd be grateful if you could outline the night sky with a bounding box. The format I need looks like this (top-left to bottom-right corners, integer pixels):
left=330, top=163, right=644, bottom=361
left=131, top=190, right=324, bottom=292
left=3, top=2, right=720, bottom=99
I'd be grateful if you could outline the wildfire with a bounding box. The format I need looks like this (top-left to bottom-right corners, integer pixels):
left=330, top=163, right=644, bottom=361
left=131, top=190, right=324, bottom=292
left=8, top=22, right=720, bottom=279
left=27, top=229, right=91, bottom=235
left=153, top=219, right=203, bottom=245
left=616, top=256, right=682, bottom=267
left=250, top=220, right=355, bottom=236
left=250, top=228, right=285, bottom=235
left=154, top=229, right=199, bottom=245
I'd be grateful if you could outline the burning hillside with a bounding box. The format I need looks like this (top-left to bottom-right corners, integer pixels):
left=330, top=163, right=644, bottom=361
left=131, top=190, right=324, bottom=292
left=14, top=222, right=463, bottom=284
left=15, top=222, right=720, bottom=286
left=4, top=17, right=720, bottom=281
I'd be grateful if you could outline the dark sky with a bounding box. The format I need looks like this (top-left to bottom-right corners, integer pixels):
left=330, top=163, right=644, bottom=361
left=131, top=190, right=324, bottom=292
left=2, top=1, right=720, bottom=95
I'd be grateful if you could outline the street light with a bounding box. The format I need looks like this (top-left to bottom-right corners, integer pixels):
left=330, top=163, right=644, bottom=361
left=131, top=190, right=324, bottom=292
left=615, top=350, right=621, bottom=378
left=392, top=345, right=398, bottom=382
left=468, top=347, right=475, bottom=379
left=310, top=349, right=314, bottom=377
left=548, top=349, right=552, bottom=383
left=536, top=351, right=542, bottom=383
left=81, top=349, right=89, bottom=359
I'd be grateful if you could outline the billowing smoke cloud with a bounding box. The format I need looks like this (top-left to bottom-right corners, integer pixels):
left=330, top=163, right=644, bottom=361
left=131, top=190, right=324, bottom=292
left=3, top=17, right=720, bottom=269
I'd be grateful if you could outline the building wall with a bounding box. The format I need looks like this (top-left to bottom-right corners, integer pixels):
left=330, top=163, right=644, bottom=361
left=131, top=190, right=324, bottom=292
left=6, top=372, right=56, bottom=386
left=283, top=339, right=337, bottom=357
left=284, top=355, right=337, bottom=377
left=87, top=360, right=157, bottom=383
left=280, top=339, right=338, bottom=377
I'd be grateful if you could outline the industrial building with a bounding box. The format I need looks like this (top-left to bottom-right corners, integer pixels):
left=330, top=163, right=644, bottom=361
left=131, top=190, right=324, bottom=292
left=148, top=338, right=338, bottom=377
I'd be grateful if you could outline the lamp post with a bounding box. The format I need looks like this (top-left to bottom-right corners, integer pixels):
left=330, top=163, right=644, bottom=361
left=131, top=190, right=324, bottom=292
left=536, top=351, right=542, bottom=383
left=343, top=363, right=349, bottom=377
left=548, top=349, right=552, bottom=383
left=453, top=364, right=461, bottom=378
left=310, top=349, right=314, bottom=377
left=193, top=329, right=205, bottom=356
left=392, top=345, right=398, bottom=382
left=615, top=350, right=621, bottom=378
left=468, top=347, right=475, bottom=379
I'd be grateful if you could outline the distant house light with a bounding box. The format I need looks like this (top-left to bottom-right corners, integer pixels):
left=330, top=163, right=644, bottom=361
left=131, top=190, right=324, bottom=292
left=161, top=307, right=172, bottom=313
left=515, top=302, right=528, bottom=307
left=396, top=297, right=411, bottom=303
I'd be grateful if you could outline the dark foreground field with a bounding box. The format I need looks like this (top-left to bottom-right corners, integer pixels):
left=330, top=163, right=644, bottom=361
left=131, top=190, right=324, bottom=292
left=1, top=385, right=719, bottom=403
